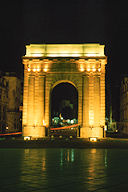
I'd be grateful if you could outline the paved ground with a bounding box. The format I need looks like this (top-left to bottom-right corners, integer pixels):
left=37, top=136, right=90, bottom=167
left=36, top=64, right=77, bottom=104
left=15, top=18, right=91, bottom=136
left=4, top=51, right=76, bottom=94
left=1, top=137, right=128, bottom=148
left=0, top=148, right=128, bottom=192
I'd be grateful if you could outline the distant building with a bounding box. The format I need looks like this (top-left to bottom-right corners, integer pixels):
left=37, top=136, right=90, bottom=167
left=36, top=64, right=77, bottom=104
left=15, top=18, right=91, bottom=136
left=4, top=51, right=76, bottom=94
left=0, top=72, right=8, bottom=133
left=120, top=77, right=128, bottom=134
left=4, top=72, right=23, bottom=133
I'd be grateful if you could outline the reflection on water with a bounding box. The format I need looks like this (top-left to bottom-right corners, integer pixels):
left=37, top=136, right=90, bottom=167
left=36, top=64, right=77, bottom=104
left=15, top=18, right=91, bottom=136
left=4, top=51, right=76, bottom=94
left=0, top=148, right=128, bottom=191
left=60, top=149, right=74, bottom=166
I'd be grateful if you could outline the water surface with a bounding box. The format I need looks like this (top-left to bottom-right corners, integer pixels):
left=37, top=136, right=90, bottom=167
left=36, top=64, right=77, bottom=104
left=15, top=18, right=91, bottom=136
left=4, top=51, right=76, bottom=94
left=0, top=148, right=128, bottom=192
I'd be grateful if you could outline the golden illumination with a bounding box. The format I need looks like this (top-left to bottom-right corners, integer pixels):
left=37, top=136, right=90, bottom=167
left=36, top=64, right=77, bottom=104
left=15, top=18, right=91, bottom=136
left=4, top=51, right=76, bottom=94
left=43, top=68, right=48, bottom=72
left=87, top=68, right=90, bottom=72
left=23, top=43, right=107, bottom=139
left=86, top=53, right=97, bottom=57
left=33, top=68, right=36, bottom=72
left=92, top=68, right=96, bottom=72
left=25, top=44, right=105, bottom=57
left=43, top=65, right=48, bottom=72
left=33, top=53, right=43, bottom=57
left=43, top=120, right=46, bottom=126
left=24, top=136, right=31, bottom=140
left=90, top=137, right=97, bottom=142
left=80, top=66, right=85, bottom=72
left=89, top=111, right=94, bottom=126
left=37, top=68, right=41, bottom=72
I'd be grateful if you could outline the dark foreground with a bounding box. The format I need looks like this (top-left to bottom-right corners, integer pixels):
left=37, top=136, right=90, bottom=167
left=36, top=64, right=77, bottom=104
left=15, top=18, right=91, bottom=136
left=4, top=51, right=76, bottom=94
left=1, top=148, right=128, bottom=192
left=1, top=137, right=128, bottom=148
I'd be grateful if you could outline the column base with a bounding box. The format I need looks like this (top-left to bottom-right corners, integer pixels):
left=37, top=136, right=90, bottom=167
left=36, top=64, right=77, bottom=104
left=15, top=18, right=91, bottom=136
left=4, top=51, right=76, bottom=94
left=23, top=125, right=46, bottom=138
left=80, top=126, right=104, bottom=139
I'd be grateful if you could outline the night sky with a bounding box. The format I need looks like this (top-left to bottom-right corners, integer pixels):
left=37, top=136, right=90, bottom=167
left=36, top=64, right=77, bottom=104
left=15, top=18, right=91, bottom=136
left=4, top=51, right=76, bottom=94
left=0, top=0, right=128, bottom=119
left=1, top=0, right=128, bottom=76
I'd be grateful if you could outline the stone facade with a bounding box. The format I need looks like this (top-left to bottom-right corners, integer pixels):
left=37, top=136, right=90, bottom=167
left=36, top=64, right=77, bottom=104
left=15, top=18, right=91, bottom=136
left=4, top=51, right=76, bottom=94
left=0, top=73, right=8, bottom=133
left=22, top=44, right=107, bottom=139
left=120, top=77, right=128, bottom=134
left=4, top=73, right=23, bottom=132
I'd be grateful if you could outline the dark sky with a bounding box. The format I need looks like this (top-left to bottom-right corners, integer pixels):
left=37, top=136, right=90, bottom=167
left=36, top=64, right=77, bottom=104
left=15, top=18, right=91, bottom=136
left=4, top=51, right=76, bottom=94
left=0, top=0, right=128, bottom=85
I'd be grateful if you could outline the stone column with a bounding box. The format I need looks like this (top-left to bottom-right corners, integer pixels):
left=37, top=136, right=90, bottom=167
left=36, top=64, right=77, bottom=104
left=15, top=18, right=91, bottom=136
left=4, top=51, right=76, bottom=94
left=34, top=74, right=39, bottom=125
left=100, top=65, right=105, bottom=137
left=32, top=74, right=45, bottom=138
left=38, top=75, right=45, bottom=137
left=93, top=75, right=103, bottom=137
left=89, top=75, right=94, bottom=128
left=78, top=77, right=83, bottom=125
left=45, top=76, right=51, bottom=128
left=23, top=74, right=34, bottom=136
left=22, top=68, right=28, bottom=127
left=81, top=75, right=89, bottom=137
left=94, top=76, right=100, bottom=126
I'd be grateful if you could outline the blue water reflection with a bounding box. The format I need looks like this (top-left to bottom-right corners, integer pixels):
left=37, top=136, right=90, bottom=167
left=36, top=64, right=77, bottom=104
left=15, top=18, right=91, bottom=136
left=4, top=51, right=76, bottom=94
left=0, top=148, right=128, bottom=191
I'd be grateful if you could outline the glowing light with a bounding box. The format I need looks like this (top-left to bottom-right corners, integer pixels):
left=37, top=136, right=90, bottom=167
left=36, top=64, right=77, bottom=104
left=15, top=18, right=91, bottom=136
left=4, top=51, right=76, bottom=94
left=72, top=53, right=81, bottom=57
left=43, top=65, right=48, bottom=72
left=33, top=53, right=43, bottom=57
left=71, top=120, right=74, bottom=124
left=90, top=137, right=97, bottom=142
left=43, top=120, right=46, bottom=126
left=50, top=124, right=79, bottom=130
left=43, top=68, right=48, bottom=72
left=92, top=68, right=96, bottom=72
left=0, top=132, right=22, bottom=136
left=25, top=44, right=105, bottom=57
left=37, top=68, right=41, bottom=72
left=28, top=68, right=31, bottom=72
left=105, top=125, right=107, bottom=131
left=87, top=68, right=90, bottom=72
left=24, top=136, right=31, bottom=140
left=80, top=67, right=84, bottom=72
left=98, top=68, right=101, bottom=72
left=33, top=68, right=36, bottom=72
left=86, top=53, right=97, bottom=57
left=48, top=54, right=59, bottom=57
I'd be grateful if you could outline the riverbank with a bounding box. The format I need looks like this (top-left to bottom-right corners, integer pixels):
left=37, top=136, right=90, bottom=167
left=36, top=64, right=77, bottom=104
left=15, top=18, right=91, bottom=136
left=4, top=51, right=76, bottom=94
left=1, top=137, right=128, bottom=148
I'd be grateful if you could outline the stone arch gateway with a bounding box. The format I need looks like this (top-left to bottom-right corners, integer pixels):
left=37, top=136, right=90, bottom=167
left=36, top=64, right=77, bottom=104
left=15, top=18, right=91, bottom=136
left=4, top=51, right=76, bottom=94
left=22, top=44, right=107, bottom=139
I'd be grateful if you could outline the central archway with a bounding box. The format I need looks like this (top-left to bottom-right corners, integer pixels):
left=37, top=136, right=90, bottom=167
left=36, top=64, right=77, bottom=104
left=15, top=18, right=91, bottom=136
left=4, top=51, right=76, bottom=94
left=50, top=82, right=78, bottom=137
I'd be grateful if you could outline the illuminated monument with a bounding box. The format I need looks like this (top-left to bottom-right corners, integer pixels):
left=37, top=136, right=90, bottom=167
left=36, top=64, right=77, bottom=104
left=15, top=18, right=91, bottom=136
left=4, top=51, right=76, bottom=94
left=22, top=44, right=107, bottom=139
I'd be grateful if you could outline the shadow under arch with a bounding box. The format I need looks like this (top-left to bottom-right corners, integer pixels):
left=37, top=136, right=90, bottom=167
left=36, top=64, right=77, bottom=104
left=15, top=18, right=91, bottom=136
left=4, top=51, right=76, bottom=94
left=50, top=81, right=78, bottom=130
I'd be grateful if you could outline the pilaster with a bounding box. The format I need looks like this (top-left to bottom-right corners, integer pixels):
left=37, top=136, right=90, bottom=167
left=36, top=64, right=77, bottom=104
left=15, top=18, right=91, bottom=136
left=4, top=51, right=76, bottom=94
left=22, top=67, right=28, bottom=126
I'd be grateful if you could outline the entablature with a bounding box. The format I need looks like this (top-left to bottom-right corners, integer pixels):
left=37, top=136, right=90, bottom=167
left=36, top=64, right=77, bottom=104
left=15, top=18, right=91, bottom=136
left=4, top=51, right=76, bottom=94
left=23, top=56, right=107, bottom=74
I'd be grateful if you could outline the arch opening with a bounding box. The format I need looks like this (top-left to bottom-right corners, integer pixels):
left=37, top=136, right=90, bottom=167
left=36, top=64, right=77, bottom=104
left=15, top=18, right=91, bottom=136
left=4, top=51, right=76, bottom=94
left=50, top=82, right=78, bottom=137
